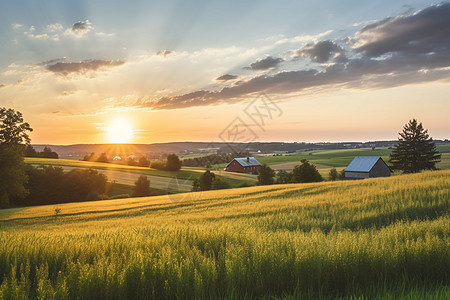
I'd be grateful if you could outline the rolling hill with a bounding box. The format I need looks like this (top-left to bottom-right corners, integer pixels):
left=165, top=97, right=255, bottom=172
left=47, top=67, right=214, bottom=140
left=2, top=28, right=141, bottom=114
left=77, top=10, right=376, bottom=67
left=0, top=171, right=448, bottom=299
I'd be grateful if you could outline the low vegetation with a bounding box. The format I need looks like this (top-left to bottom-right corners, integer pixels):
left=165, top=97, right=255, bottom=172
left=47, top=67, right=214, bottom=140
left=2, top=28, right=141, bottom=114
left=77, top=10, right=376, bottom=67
left=0, top=171, right=448, bottom=299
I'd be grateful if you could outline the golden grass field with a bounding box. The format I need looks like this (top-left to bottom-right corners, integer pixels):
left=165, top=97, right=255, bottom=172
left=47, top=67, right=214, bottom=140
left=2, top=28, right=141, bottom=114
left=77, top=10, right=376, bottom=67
left=0, top=171, right=449, bottom=299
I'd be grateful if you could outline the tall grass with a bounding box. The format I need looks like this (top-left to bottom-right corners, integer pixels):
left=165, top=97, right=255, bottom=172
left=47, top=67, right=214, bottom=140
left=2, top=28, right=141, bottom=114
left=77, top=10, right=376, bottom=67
left=0, top=171, right=449, bottom=299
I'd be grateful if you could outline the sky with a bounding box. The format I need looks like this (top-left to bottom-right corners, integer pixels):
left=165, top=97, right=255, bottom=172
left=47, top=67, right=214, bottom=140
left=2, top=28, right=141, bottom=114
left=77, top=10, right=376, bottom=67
left=0, top=0, right=449, bottom=144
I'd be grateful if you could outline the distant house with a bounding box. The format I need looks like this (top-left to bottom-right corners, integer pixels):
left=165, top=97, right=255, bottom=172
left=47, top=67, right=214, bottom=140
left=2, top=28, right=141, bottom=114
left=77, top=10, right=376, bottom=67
left=225, top=157, right=261, bottom=174
left=344, top=156, right=391, bottom=179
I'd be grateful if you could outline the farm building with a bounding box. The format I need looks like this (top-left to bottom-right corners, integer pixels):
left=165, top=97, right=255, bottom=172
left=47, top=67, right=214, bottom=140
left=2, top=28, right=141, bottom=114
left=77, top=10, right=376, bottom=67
left=225, top=157, right=261, bottom=174
left=344, top=156, right=391, bottom=179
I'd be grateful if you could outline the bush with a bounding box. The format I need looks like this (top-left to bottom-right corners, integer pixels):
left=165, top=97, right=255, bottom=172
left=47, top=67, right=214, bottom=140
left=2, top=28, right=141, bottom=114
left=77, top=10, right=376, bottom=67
left=212, top=177, right=232, bottom=190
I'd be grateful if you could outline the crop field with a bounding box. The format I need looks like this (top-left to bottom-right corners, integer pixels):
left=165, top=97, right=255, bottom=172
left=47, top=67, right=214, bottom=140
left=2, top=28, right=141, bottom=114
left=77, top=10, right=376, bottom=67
left=25, top=158, right=257, bottom=192
left=0, top=170, right=448, bottom=299
left=223, top=145, right=450, bottom=173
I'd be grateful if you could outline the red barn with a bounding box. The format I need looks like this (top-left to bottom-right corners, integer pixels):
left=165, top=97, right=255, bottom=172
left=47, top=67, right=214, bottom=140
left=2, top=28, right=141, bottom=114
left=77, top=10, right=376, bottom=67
left=225, top=157, right=261, bottom=174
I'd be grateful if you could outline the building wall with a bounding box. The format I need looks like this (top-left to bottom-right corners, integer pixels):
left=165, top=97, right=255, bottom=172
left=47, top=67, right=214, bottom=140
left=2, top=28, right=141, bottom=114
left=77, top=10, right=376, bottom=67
left=345, top=171, right=369, bottom=179
left=369, top=159, right=391, bottom=177
left=225, top=160, right=260, bottom=174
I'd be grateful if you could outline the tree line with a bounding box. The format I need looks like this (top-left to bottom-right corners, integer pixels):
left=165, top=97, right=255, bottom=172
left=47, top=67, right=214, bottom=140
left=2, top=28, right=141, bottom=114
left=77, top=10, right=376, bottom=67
left=83, top=152, right=182, bottom=171
left=25, top=145, right=59, bottom=159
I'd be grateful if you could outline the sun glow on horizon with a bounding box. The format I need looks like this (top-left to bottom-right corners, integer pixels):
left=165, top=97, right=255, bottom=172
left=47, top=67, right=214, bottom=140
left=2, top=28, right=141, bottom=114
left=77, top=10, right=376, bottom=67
left=106, top=118, right=134, bottom=143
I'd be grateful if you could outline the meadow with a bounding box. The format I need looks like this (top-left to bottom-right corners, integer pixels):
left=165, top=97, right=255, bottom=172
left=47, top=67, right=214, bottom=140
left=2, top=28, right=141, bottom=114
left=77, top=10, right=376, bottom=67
left=25, top=158, right=257, bottom=193
left=0, top=170, right=448, bottom=299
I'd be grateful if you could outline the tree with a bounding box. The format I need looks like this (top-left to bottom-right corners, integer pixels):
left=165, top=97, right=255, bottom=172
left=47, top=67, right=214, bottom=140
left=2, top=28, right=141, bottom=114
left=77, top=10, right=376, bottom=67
left=337, top=169, right=346, bottom=180
left=97, top=152, right=109, bottom=163
left=389, top=119, right=441, bottom=173
left=291, top=159, right=323, bottom=183
left=0, top=107, right=33, bottom=145
left=83, top=152, right=96, bottom=161
left=40, top=146, right=58, bottom=159
left=127, top=157, right=138, bottom=166
left=166, top=154, right=182, bottom=171
left=328, top=168, right=338, bottom=181
left=0, top=108, right=33, bottom=207
left=276, top=170, right=292, bottom=184
left=257, top=164, right=275, bottom=185
left=138, top=156, right=150, bottom=167
left=211, top=177, right=232, bottom=190
left=25, top=144, right=38, bottom=157
left=198, top=170, right=215, bottom=191
left=132, top=176, right=150, bottom=197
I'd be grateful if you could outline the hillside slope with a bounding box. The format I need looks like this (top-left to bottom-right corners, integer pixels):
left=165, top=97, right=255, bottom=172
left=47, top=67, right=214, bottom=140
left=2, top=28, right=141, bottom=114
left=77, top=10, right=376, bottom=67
left=0, top=171, right=449, bottom=299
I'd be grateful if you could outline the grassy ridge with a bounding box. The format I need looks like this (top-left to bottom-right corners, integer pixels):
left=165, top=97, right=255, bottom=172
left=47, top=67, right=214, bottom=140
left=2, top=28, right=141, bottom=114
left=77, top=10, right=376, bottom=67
left=0, top=171, right=449, bottom=299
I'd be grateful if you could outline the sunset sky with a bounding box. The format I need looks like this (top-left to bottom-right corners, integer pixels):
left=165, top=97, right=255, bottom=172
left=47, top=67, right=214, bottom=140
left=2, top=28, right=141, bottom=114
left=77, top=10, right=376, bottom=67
left=0, top=0, right=449, bottom=144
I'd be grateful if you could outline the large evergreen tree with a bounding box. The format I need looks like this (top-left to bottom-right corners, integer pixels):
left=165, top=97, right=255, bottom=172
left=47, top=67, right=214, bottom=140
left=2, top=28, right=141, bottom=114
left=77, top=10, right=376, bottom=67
left=389, top=119, right=441, bottom=173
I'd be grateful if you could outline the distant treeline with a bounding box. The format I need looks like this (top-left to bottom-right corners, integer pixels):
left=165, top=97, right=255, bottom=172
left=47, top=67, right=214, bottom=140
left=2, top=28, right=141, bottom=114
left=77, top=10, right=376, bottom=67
left=83, top=152, right=182, bottom=171
left=182, top=152, right=251, bottom=168
left=11, top=165, right=111, bottom=206
left=25, top=145, right=58, bottom=159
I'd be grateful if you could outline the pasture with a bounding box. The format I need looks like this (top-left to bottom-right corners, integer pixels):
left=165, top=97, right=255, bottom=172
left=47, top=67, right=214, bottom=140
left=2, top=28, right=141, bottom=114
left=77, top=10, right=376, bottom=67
left=0, top=170, right=448, bottom=299
left=25, top=158, right=257, bottom=193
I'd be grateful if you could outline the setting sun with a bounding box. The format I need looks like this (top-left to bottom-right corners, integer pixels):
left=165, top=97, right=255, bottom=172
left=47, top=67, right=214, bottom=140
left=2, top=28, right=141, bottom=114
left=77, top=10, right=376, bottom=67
left=106, top=118, right=134, bottom=143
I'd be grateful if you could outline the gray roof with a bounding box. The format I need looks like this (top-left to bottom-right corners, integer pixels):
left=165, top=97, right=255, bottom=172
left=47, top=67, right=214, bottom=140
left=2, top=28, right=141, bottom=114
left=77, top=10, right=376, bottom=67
left=344, top=156, right=387, bottom=172
left=231, top=157, right=261, bottom=167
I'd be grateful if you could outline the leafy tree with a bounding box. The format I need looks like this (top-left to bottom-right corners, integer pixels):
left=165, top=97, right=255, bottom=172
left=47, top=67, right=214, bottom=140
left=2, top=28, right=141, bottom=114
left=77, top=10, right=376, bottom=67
left=337, top=169, right=346, bottom=180
left=0, top=144, right=28, bottom=207
left=0, top=108, right=32, bottom=207
left=275, top=170, right=292, bottom=184
left=138, top=156, right=150, bottom=167
left=96, top=152, right=109, bottom=163
left=166, top=154, right=182, bottom=171
left=0, top=107, right=33, bottom=145
left=212, top=177, right=232, bottom=190
left=132, top=176, right=150, bottom=197
left=40, top=146, right=58, bottom=159
left=257, top=164, right=275, bottom=185
left=127, top=157, right=138, bottom=166
left=83, top=152, right=96, bottom=161
left=291, top=159, right=323, bottom=183
left=25, top=144, right=38, bottom=157
left=389, top=119, right=441, bottom=173
left=328, top=168, right=338, bottom=181
left=199, top=170, right=215, bottom=191
left=192, top=179, right=200, bottom=192
left=150, top=161, right=166, bottom=170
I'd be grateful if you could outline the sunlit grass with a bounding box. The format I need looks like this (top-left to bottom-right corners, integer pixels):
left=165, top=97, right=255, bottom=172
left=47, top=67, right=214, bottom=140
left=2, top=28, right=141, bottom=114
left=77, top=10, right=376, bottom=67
left=0, top=171, right=449, bottom=299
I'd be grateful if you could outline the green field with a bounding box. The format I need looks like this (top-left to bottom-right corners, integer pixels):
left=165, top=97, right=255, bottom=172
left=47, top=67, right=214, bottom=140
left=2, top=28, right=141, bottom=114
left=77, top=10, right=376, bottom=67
left=226, top=145, right=450, bottom=176
left=0, top=171, right=448, bottom=299
left=25, top=158, right=257, bottom=193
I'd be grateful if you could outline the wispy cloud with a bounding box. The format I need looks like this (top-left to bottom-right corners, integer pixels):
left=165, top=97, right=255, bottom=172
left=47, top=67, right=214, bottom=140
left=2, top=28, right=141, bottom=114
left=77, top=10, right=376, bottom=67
left=215, top=74, right=238, bottom=82
left=64, top=20, right=93, bottom=37
left=245, top=56, right=283, bottom=71
left=46, top=59, right=125, bottom=76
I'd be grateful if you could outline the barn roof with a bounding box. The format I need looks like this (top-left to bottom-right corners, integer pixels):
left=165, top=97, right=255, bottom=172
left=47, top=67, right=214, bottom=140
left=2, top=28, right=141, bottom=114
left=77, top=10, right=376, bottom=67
left=231, top=157, right=261, bottom=167
left=344, top=156, right=389, bottom=172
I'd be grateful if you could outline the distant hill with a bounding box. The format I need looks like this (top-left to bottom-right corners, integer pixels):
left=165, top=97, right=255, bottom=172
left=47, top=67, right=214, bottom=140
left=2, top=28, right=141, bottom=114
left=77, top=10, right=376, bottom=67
left=32, top=140, right=449, bottom=159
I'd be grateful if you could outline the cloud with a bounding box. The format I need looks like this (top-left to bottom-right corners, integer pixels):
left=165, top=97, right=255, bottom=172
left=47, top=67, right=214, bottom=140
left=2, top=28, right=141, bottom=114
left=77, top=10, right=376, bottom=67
left=156, top=50, right=173, bottom=57
left=216, top=74, right=238, bottom=82
left=293, top=40, right=345, bottom=63
left=0, top=84, right=5, bottom=89
left=353, top=2, right=450, bottom=58
left=65, top=20, right=93, bottom=37
left=246, top=56, right=283, bottom=71
left=46, top=59, right=125, bottom=76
